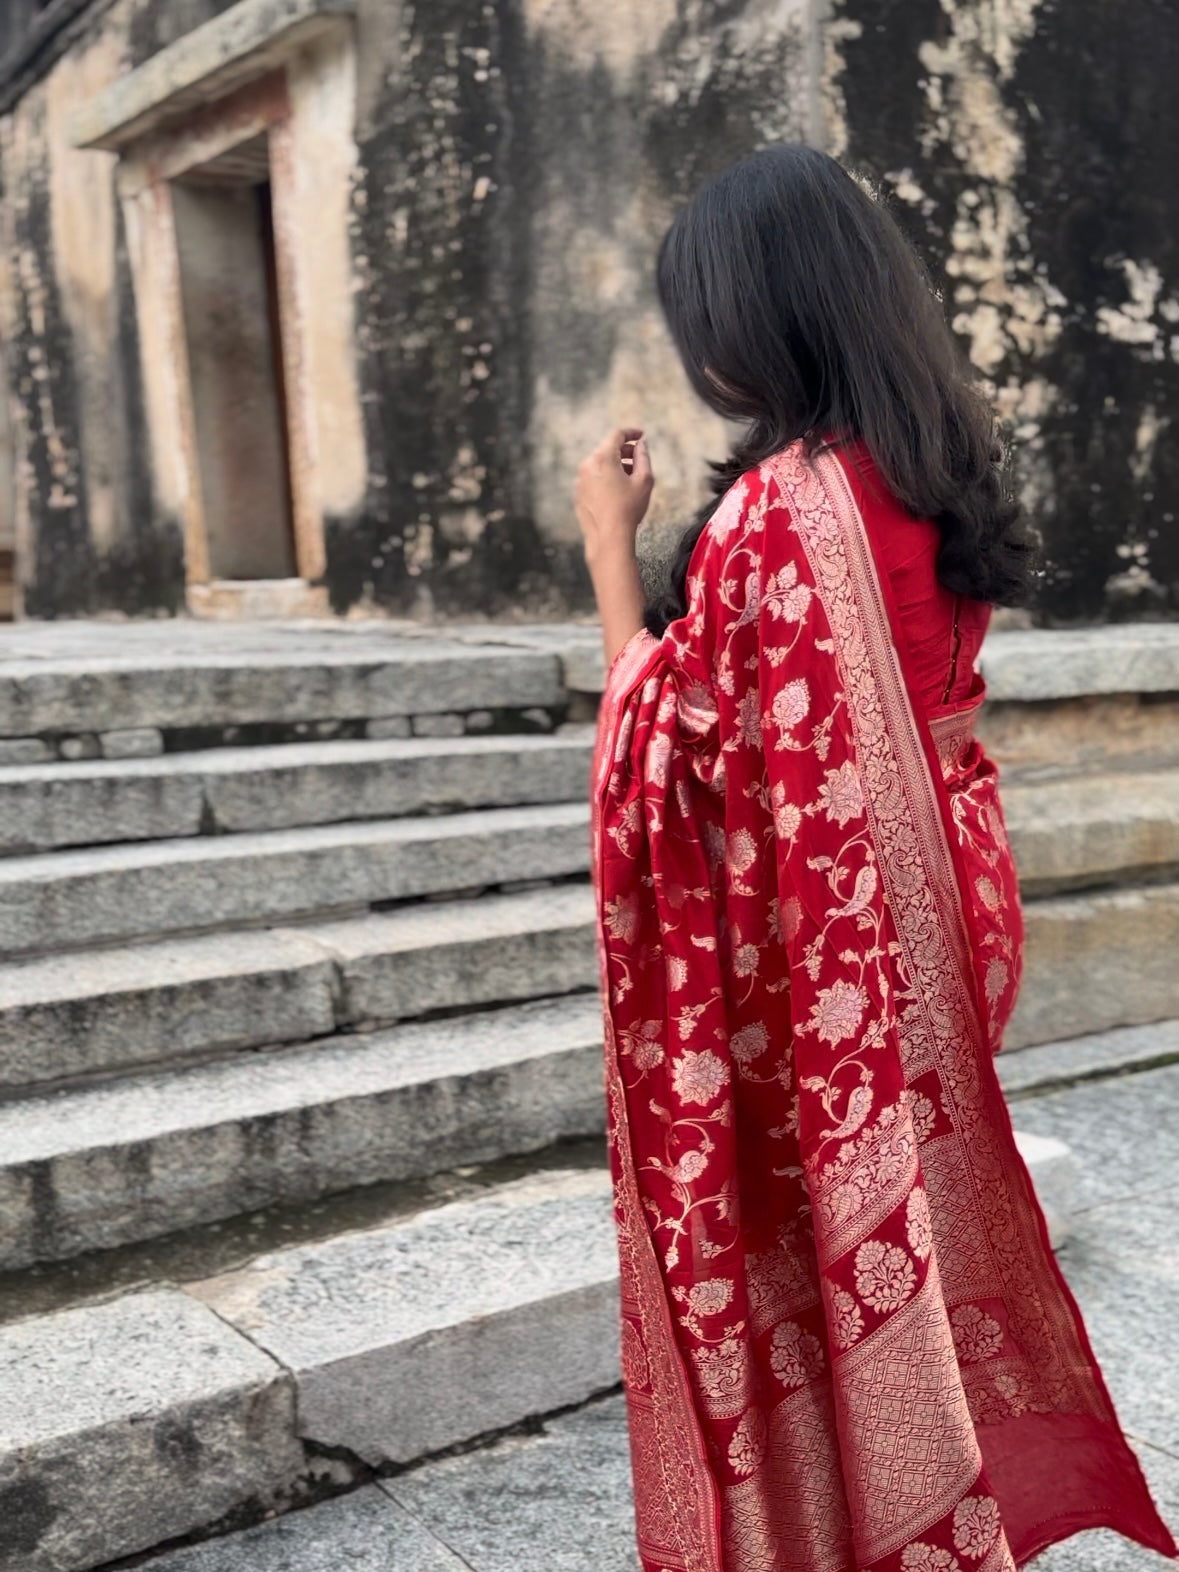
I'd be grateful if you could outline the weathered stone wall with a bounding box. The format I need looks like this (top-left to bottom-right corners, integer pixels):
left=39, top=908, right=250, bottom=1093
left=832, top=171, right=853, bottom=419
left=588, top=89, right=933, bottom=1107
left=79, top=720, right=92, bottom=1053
left=0, top=0, right=1174, bottom=620
left=342, top=0, right=808, bottom=617
left=832, top=0, right=1179, bottom=621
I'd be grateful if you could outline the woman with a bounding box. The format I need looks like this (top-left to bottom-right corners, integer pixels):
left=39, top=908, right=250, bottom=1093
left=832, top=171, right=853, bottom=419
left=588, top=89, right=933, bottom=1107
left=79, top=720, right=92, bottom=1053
left=576, top=146, right=1175, bottom=1572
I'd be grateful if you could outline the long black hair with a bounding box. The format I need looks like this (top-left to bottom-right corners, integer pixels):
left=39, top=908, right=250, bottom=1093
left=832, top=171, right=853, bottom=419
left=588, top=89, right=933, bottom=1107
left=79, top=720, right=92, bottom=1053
left=646, top=145, right=1037, bottom=635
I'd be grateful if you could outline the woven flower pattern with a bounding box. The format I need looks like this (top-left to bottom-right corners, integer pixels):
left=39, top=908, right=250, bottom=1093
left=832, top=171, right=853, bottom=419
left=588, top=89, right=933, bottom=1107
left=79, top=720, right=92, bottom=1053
left=951, top=1304, right=1004, bottom=1364
left=906, top=1186, right=933, bottom=1261
left=952, top=1496, right=1001, bottom=1559
left=671, top=1049, right=729, bottom=1106
left=807, top=980, right=868, bottom=1045
left=901, top=1545, right=962, bottom=1571
left=769, top=1320, right=826, bottom=1387
left=854, top=1238, right=917, bottom=1313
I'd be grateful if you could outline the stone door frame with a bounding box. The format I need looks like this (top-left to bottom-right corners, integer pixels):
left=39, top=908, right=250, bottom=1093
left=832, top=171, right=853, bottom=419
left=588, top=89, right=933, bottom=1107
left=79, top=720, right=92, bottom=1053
left=72, top=0, right=362, bottom=615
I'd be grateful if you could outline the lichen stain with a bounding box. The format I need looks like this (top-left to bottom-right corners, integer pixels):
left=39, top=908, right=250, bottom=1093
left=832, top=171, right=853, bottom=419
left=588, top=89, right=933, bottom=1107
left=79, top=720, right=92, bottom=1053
left=0, top=1476, right=57, bottom=1556
left=521, top=0, right=681, bottom=76
left=820, top=17, right=863, bottom=159
left=44, top=29, right=125, bottom=552
left=1095, top=258, right=1174, bottom=357
left=913, top=0, right=1066, bottom=385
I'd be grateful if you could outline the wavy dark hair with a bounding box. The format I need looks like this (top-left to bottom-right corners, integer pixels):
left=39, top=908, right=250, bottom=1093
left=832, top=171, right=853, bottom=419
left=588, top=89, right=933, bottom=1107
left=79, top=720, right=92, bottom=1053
left=645, top=145, right=1038, bottom=635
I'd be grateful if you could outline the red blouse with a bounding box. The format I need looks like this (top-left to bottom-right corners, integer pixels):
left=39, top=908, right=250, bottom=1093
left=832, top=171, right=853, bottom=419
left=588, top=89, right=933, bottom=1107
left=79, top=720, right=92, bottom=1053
left=836, top=442, right=991, bottom=712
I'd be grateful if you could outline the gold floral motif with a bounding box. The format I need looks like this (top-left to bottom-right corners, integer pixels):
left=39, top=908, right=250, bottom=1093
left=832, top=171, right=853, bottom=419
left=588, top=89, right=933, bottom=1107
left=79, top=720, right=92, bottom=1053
left=769, top=1320, right=827, bottom=1388
left=951, top=1304, right=1005, bottom=1364
left=907, top=1186, right=934, bottom=1262
left=803, top=979, right=869, bottom=1045
left=952, top=1495, right=1001, bottom=1559
left=902, top=1544, right=963, bottom=1571
left=828, top=1285, right=865, bottom=1350
left=816, top=760, right=866, bottom=826
left=690, top=1337, right=752, bottom=1420
left=727, top=1407, right=769, bottom=1477
left=854, top=1237, right=918, bottom=1313
left=671, top=1049, right=730, bottom=1106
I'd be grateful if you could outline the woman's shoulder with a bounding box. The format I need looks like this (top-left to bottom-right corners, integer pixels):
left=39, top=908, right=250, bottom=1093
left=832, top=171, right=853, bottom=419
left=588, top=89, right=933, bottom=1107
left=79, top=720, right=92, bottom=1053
left=694, top=457, right=791, bottom=568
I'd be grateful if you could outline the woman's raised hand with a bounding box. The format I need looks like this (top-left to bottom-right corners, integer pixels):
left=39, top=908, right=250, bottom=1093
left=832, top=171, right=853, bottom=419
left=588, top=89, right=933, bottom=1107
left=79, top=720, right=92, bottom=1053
left=575, top=427, right=654, bottom=565
left=575, top=427, right=652, bottom=665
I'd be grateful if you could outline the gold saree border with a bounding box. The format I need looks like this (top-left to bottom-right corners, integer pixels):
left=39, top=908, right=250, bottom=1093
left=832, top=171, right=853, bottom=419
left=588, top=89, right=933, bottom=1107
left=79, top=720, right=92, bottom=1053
left=593, top=630, right=725, bottom=1572
left=770, top=442, right=1099, bottom=1421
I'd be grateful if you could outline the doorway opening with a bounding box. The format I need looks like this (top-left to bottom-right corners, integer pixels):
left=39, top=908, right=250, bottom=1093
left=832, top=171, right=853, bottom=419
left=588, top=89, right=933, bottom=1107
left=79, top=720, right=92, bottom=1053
left=171, top=133, right=297, bottom=582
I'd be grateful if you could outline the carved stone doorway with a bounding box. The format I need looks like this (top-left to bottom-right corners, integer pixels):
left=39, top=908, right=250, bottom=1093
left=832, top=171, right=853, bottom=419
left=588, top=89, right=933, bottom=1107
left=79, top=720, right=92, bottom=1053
left=172, top=136, right=297, bottom=583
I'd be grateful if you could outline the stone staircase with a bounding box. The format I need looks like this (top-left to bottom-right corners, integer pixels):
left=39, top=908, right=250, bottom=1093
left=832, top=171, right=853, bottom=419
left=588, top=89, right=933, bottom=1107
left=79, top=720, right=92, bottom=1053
left=0, top=618, right=1176, bottom=1572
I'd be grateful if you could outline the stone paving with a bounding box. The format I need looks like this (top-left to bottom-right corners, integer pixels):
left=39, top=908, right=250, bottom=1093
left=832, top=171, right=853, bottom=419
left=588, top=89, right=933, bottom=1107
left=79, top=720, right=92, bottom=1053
left=138, top=1061, right=1179, bottom=1572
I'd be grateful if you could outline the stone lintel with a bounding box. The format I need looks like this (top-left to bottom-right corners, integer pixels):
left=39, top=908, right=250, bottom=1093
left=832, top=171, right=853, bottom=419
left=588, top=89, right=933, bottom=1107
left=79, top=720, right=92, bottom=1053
left=70, top=0, right=357, bottom=152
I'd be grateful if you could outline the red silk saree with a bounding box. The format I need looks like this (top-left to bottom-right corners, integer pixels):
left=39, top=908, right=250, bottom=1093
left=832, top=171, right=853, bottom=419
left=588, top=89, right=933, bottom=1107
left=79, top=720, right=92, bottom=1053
left=591, top=442, right=1175, bottom=1572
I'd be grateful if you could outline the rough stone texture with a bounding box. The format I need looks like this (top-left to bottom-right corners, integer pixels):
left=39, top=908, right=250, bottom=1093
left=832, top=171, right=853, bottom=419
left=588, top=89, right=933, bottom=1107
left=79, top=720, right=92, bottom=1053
left=1009, top=881, right=1179, bottom=1049
left=0, top=732, right=593, bottom=853
left=199, top=734, right=592, bottom=835
left=0, top=738, right=51, bottom=765
left=998, top=1019, right=1179, bottom=1100
left=70, top=0, right=356, bottom=150
left=0, top=928, right=338, bottom=1089
left=0, top=800, right=591, bottom=954
left=1002, top=766, right=1179, bottom=894
left=57, top=735, right=99, bottom=761
left=146, top=1067, right=1179, bottom=1572
left=0, top=885, right=596, bottom=1088
left=100, top=725, right=165, bottom=757
left=4, top=0, right=1177, bottom=620
left=309, top=883, right=596, bottom=1024
left=0, top=994, right=605, bottom=1268
left=510, top=627, right=1179, bottom=717
left=383, top=1396, right=637, bottom=1572
left=981, top=694, right=1179, bottom=775
left=837, top=5, right=1179, bottom=623
left=129, top=1488, right=469, bottom=1571
left=0, top=1288, right=300, bottom=1572
left=366, top=715, right=411, bottom=739
left=194, top=1168, right=621, bottom=1463
left=1018, top=1060, right=1179, bottom=1214
left=411, top=713, right=465, bottom=739
left=981, top=627, right=1179, bottom=703
left=0, top=756, right=205, bottom=853
left=1013, top=1130, right=1075, bottom=1248
left=0, top=625, right=563, bottom=735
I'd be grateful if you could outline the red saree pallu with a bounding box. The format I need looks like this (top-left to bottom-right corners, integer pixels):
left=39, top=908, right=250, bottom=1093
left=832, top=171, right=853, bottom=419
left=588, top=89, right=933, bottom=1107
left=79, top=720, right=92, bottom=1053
left=591, top=442, right=1176, bottom=1572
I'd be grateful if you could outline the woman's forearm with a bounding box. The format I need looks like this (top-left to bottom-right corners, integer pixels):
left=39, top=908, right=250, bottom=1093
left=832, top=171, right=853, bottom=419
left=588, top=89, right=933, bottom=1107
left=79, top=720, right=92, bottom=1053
left=586, top=541, right=646, bottom=665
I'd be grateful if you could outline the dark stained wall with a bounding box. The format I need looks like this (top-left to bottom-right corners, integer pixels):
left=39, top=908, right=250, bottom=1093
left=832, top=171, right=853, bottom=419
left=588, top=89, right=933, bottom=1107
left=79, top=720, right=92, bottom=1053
left=342, top=0, right=809, bottom=617
left=0, top=0, right=1175, bottom=622
left=836, top=0, right=1179, bottom=621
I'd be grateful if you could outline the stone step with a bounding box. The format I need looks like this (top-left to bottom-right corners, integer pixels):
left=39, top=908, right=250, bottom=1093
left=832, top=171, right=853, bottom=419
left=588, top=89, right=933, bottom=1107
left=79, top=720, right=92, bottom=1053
left=190, top=1168, right=620, bottom=1466
left=0, top=994, right=605, bottom=1269
left=0, top=800, right=591, bottom=956
left=999, top=1018, right=1179, bottom=1101
left=0, top=625, right=563, bottom=739
left=0, top=731, right=594, bottom=855
left=1010, top=879, right=1179, bottom=1049
left=0, top=1167, right=619, bottom=1572
left=1001, top=765, right=1179, bottom=894
left=0, top=1287, right=301, bottom=1572
left=0, top=1127, right=1081, bottom=1572
left=0, top=884, right=596, bottom=1091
